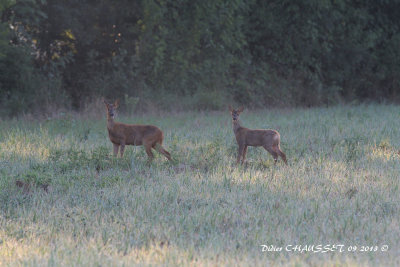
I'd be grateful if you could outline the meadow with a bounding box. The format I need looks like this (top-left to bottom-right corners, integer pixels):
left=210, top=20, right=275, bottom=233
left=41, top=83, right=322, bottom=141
left=0, top=104, right=399, bottom=266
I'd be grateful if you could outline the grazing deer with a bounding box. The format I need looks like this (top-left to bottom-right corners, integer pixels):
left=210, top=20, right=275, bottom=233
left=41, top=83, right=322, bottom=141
left=104, top=99, right=172, bottom=163
left=229, top=106, right=287, bottom=165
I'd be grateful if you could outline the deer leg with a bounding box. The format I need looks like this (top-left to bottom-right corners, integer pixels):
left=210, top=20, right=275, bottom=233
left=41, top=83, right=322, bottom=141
left=155, top=143, right=172, bottom=161
left=120, top=142, right=126, bottom=157
left=113, top=144, right=119, bottom=157
left=241, top=145, right=248, bottom=164
left=237, top=144, right=245, bottom=165
left=276, top=146, right=288, bottom=165
left=145, top=144, right=154, bottom=164
left=263, top=145, right=279, bottom=165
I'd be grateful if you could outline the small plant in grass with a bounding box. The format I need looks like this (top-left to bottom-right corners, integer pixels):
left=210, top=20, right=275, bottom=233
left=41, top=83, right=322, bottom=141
left=343, top=136, right=364, bottom=163
left=78, top=127, right=91, bottom=141
left=378, top=138, right=391, bottom=150
left=254, top=159, right=274, bottom=170
left=48, top=148, right=63, bottom=162
left=18, top=165, right=51, bottom=190
left=91, top=146, right=111, bottom=171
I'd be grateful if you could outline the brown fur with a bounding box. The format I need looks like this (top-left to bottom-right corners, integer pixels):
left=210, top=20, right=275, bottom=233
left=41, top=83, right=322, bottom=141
left=104, top=99, right=172, bottom=163
left=229, top=106, right=287, bottom=165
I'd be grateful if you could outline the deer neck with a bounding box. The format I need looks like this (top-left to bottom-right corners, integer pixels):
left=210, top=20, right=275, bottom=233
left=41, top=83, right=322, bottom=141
left=232, top=120, right=242, bottom=134
left=107, top=115, right=115, bottom=130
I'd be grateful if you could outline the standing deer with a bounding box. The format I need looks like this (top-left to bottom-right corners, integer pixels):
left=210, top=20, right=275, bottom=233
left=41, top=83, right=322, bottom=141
left=229, top=106, right=287, bottom=165
left=104, top=99, right=172, bottom=163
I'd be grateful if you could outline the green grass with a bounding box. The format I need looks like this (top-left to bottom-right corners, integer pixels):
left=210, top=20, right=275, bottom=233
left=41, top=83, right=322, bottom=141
left=0, top=105, right=399, bottom=266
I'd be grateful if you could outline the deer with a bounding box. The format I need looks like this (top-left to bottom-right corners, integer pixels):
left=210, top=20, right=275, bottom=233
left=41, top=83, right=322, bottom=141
left=103, top=99, right=172, bottom=163
left=229, top=106, right=287, bottom=165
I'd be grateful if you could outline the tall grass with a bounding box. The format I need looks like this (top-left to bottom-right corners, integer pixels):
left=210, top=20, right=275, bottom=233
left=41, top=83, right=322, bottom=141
left=0, top=104, right=399, bottom=266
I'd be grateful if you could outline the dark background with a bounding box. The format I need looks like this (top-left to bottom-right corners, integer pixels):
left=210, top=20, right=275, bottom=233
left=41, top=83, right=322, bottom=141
left=1, top=0, right=400, bottom=116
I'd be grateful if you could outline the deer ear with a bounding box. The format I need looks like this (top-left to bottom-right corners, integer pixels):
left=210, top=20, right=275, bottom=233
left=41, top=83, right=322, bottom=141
left=238, top=106, right=244, bottom=113
left=114, top=99, right=119, bottom=108
left=228, top=105, right=233, bottom=112
left=103, top=99, right=109, bottom=106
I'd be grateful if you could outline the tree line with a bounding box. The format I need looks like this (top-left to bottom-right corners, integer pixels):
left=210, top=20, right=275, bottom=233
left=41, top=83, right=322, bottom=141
left=1, top=0, right=399, bottom=115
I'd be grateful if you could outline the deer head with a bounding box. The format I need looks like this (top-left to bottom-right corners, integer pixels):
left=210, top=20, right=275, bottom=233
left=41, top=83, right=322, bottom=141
left=104, top=99, right=119, bottom=119
left=229, top=105, right=244, bottom=122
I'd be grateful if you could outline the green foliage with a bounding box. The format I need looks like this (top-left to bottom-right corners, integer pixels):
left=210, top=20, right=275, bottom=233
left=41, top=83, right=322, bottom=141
left=245, top=0, right=400, bottom=105
left=187, top=90, right=227, bottom=110
left=0, top=45, right=41, bottom=115
left=1, top=0, right=400, bottom=115
left=0, top=0, right=70, bottom=116
left=124, top=94, right=139, bottom=115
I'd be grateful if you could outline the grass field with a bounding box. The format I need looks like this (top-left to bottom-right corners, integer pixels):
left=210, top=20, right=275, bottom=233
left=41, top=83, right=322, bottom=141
left=0, top=105, right=399, bottom=266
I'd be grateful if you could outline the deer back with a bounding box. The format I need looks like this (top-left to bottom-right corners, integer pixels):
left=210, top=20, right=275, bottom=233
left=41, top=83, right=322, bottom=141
left=235, top=126, right=279, bottom=147
left=107, top=122, right=162, bottom=146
